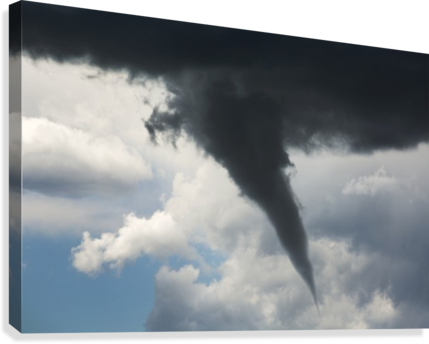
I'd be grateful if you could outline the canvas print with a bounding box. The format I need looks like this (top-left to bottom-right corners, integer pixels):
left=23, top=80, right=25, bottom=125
left=9, top=1, right=429, bottom=333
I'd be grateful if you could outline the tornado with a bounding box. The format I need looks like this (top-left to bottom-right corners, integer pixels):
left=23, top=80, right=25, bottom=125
left=232, top=166, right=319, bottom=308
left=259, top=170, right=318, bottom=309
left=146, top=76, right=319, bottom=306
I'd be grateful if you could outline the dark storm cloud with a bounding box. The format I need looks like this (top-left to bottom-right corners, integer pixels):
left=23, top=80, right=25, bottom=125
left=18, top=1, right=428, bottom=308
left=19, top=2, right=428, bottom=148
left=9, top=1, right=22, bottom=56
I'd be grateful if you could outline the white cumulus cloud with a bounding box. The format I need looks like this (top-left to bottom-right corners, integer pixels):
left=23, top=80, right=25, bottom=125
left=145, top=238, right=399, bottom=331
left=71, top=211, right=195, bottom=276
left=71, top=159, right=265, bottom=275
left=23, top=116, right=152, bottom=196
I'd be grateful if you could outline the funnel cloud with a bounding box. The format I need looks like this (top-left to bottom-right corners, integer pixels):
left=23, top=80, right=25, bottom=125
left=145, top=75, right=320, bottom=303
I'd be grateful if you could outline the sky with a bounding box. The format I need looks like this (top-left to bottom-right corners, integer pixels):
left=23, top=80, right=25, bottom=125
left=10, top=1, right=429, bottom=333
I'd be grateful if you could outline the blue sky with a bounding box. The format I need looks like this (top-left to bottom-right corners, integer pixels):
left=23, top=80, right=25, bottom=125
left=22, top=233, right=159, bottom=333
left=21, top=216, right=225, bottom=333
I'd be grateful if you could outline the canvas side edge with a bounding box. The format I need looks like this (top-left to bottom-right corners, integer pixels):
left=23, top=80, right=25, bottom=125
left=9, top=0, right=22, bottom=334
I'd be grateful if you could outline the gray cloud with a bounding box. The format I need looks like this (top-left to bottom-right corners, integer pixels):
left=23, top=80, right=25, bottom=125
left=290, top=149, right=429, bottom=326
left=312, top=193, right=428, bottom=310
left=16, top=1, right=429, bottom=329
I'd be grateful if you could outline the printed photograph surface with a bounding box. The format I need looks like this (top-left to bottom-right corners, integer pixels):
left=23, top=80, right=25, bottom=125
left=11, top=1, right=429, bottom=333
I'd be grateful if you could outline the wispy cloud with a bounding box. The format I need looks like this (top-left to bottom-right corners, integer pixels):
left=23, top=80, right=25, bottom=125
left=342, top=166, right=402, bottom=196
